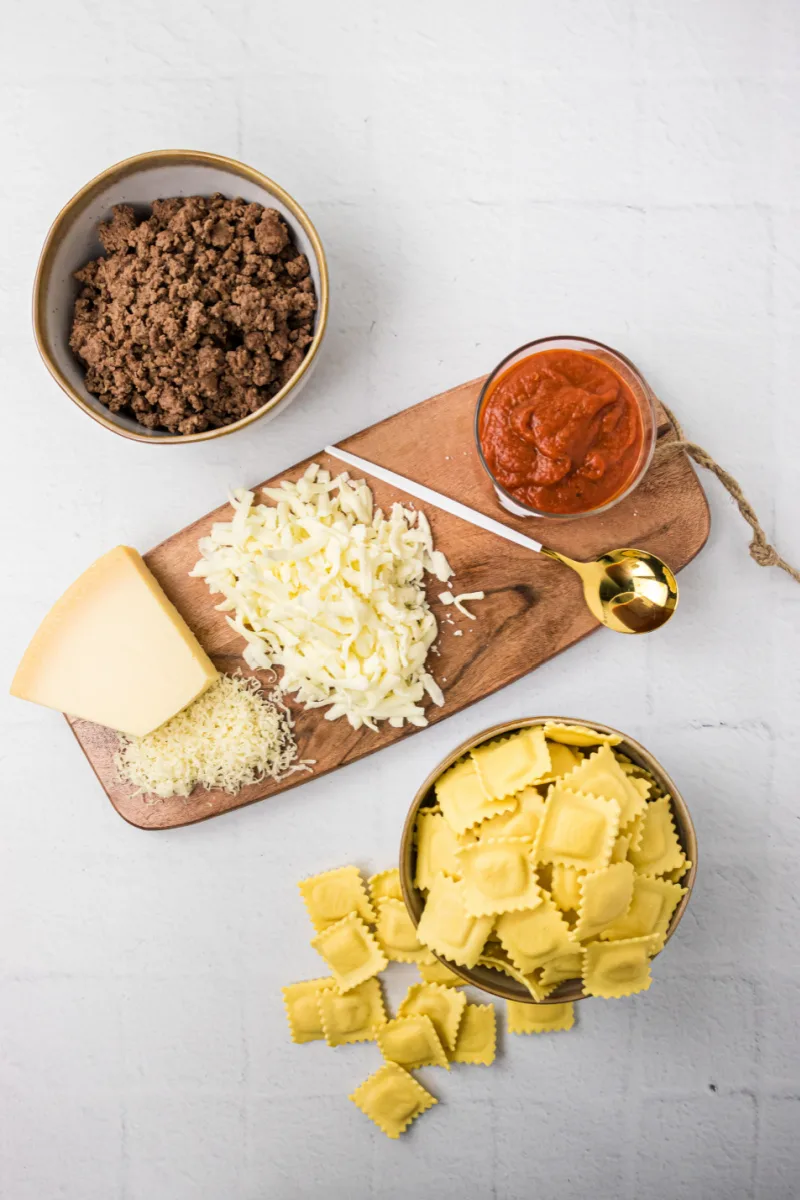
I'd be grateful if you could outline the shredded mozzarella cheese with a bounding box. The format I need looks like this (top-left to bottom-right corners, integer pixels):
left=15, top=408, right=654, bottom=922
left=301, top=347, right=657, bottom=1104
left=115, top=673, right=308, bottom=799
left=190, top=464, right=454, bottom=731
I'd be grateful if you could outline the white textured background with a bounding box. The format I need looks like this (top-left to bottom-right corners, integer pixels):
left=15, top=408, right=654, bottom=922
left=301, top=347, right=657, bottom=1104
left=2, top=2, right=799, bottom=1197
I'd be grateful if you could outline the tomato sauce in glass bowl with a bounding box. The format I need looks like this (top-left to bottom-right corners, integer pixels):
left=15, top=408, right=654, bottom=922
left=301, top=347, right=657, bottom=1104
left=477, top=337, right=656, bottom=519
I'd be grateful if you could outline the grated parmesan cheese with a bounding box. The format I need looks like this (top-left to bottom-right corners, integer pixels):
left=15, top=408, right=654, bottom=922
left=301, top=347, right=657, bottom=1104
left=190, top=464, right=454, bottom=731
left=115, top=673, right=308, bottom=800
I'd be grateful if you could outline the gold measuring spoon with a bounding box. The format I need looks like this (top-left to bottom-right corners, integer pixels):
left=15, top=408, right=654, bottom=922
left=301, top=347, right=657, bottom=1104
left=325, top=445, right=678, bottom=635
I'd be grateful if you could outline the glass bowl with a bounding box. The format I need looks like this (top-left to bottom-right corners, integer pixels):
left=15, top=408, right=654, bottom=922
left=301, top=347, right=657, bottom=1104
left=475, top=335, right=657, bottom=520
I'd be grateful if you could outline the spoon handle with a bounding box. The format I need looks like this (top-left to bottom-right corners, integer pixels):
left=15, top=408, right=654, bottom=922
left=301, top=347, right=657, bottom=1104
left=325, top=445, right=545, bottom=555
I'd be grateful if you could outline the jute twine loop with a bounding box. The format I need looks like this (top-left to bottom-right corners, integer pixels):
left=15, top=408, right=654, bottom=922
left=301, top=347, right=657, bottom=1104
left=658, top=402, right=800, bottom=584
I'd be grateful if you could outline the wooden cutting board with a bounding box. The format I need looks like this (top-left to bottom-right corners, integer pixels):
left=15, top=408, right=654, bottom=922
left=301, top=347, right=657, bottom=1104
left=68, top=376, right=710, bottom=829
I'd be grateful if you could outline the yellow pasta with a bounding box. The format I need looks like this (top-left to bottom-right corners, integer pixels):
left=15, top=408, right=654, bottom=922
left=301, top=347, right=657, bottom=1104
left=450, top=1003, right=496, bottom=1065
left=599, top=874, right=685, bottom=943
left=572, top=861, right=636, bottom=941
left=414, top=810, right=462, bottom=889
left=507, top=1000, right=575, bottom=1034
left=536, top=740, right=582, bottom=782
left=377, top=1014, right=449, bottom=1071
left=495, top=896, right=576, bottom=974
left=317, top=977, right=387, bottom=1047
left=473, top=785, right=546, bottom=841
left=416, top=873, right=495, bottom=968
left=539, top=949, right=585, bottom=988
left=457, top=837, right=543, bottom=917
left=435, top=757, right=514, bottom=834
left=542, top=722, right=621, bottom=748
left=368, top=868, right=404, bottom=906
left=310, top=913, right=388, bottom=992
left=534, top=783, right=620, bottom=872
left=282, top=977, right=337, bottom=1044
left=583, top=934, right=661, bottom=998
left=349, top=1063, right=437, bottom=1139
left=417, top=958, right=465, bottom=988
left=470, top=727, right=551, bottom=800
left=374, top=898, right=434, bottom=964
left=563, top=744, right=647, bottom=828
left=397, top=982, right=467, bottom=1052
left=627, top=796, right=685, bottom=876
left=610, top=833, right=632, bottom=863
left=549, top=863, right=585, bottom=911
left=299, top=865, right=376, bottom=933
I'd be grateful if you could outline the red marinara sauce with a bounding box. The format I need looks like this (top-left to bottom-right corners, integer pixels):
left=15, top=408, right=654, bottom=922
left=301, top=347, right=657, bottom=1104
left=478, top=348, right=645, bottom=515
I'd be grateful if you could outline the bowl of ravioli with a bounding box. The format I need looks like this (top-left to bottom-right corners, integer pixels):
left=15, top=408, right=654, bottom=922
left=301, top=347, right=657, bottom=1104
left=399, top=718, right=696, bottom=1005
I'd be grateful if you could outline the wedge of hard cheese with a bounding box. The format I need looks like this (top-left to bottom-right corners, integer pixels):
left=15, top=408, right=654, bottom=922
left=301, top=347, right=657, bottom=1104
left=11, top=546, right=218, bottom=736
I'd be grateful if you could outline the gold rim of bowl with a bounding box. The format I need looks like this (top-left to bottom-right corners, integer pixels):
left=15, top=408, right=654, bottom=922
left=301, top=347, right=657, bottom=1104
left=399, top=716, right=697, bottom=1004
left=32, top=149, right=330, bottom=445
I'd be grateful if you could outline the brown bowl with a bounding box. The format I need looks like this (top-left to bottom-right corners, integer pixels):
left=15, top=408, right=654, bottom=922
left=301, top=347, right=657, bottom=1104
left=400, top=716, right=697, bottom=1004
left=33, top=149, right=329, bottom=445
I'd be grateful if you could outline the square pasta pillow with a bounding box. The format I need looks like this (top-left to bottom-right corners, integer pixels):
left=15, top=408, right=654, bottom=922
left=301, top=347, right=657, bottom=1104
left=507, top=1000, right=575, bottom=1034
left=318, top=977, right=387, bottom=1047
left=435, top=757, right=515, bottom=834
left=416, top=874, right=494, bottom=968
left=572, top=861, right=636, bottom=941
left=311, top=913, right=387, bottom=992
left=450, top=1003, right=496, bottom=1065
left=417, top=958, right=465, bottom=988
left=397, top=982, right=467, bottom=1052
left=349, top=1063, right=437, bottom=1139
left=543, top=723, right=621, bottom=748
left=599, top=874, right=685, bottom=943
left=299, top=865, right=375, bottom=933
left=495, top=897, right=576, bottom=974
left=457, top=837, right=542, bottom=917
left=472, top=786, right=546, bottom=841
left=627, top=796, right=685, bottom=876
left=582, top=934, right=661, bottom=998
left=368, top=868, right=404, bottom=906
left=415, top=811, right=462, bottom=889
left=374, top=898, right=434, bottom=964
left=563, top=744, right=647, bottom=828
left=377, top=1013, right=449, bottom=1071
left=470, top=727, right=551, bottom=800
left=282, top=978, right=337, bottom=1044
left=534, top=783, right=620, bottom=873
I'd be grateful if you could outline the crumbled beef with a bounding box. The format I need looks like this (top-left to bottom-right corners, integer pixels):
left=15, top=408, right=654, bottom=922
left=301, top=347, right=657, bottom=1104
left=69, top=194, right=317, bottom=435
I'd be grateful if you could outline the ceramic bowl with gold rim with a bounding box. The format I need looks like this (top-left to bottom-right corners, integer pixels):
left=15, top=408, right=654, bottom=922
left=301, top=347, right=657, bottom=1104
left=33, top=149, right=329, bottom=445
left=399, top=717, right=696, bottom=1005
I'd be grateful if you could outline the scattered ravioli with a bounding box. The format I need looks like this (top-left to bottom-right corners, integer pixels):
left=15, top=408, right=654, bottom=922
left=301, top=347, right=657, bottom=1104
left=457, top=837, right=543, bottom=917
left=418, top=958, right=465, bottom=988
left=368, top=868, right=404, bottom=906
left=299, top=865, right=376, bottom=933
left=397, top=982, right=467, bottom=1052
left=349, top=1063, right=437, bottom=1139
left=318, top=977, right=387, bottom=1047
left=377, top=1013, right=449, bottom=1070
left=450, top=1003, right=496, bottom=1065
left=310, top=913, right=388, bottom=992
left=414, top=811, right=462, bottom=889
left=534, top=783, right=620, bottom=872
left=507, top=1000, right=575, bottom=1034
left=470, top=727, right=551, bottom=800
left=543, top=723, right=621, bottom=748
left=599, top=874, right=685, bottom=943
left=573, top=861, right=636, bottom=941
left=435, top=756, right=515, bottom=834
left=282, top=978, right=337, bottom=1044
left=374, top=897, right=434, bottom=964
left=495, top=897, right=576, bottom=974
left=474, top=786, right=546, bottom=841
left=583, top=934, right=661, bottom=998
left=627, top=796, right=685, bottom=876
left=416, top=873, right=495, bottom=968
left=563, top=744, right=647, bottom=828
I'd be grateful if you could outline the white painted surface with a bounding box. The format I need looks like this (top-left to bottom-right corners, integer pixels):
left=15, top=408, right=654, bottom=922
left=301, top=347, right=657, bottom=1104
left=1, top=2, right=798, bottom=1197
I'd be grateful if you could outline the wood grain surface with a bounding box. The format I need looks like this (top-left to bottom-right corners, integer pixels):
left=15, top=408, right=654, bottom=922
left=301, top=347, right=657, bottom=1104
left=67, top=376, right=711, bottom=829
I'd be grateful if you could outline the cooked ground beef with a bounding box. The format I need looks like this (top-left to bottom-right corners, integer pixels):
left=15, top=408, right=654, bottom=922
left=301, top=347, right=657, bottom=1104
left=69, top=194, right=317, bottom=435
